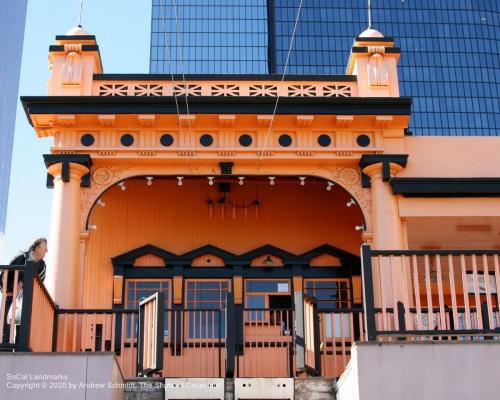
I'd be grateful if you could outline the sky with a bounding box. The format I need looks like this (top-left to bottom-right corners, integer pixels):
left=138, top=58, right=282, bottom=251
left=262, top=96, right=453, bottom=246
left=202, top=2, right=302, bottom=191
left=2, top=0, right=151, bottom=262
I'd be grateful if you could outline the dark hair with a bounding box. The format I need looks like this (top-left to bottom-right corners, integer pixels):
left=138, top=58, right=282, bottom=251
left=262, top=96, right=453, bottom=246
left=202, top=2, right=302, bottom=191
left=28, top=237, right=47, bottom=252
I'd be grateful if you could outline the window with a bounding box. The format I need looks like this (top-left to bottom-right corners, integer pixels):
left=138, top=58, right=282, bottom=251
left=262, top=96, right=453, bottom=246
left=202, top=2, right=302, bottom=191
left=185, top=280, right=230, bottom=339
left=125, top=280, right=171, bottom=339
left=305, top=279, right=351, bottom=338
left=245, top=279, right=291, bottom=322
left=304, top=279, right=351, bottom=309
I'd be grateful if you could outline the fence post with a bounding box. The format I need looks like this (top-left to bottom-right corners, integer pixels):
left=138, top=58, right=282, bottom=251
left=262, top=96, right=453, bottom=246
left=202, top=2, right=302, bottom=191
left=51, top=305, right=59, bottom=351
left=361, top=244, right=377, bottom=341
left=397, top=301, right=406, bottom=332
left=225, top=291, right=235, bottom=378
left=18, top=262, right=36, bottom=351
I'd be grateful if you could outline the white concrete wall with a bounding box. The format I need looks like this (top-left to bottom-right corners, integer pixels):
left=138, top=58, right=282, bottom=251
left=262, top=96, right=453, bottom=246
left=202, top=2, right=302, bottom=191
left=336, top=341, right=500, bottom=400
left=0, top=352, right=124, bottom=400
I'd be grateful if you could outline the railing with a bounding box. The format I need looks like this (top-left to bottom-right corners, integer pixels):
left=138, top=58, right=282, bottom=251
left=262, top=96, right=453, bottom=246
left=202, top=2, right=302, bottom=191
left=55, top=308, right=226, bottom=378
left=6, top=248, right=499, bottom=379
left=318, top=308, right=364, bottom=378
left=235, top=308, right=295, bottom=377
left=27, top=274, right=56, bottom=351
left=361, top=245, right=500, bottom=341
left=0, top=265, right=24, bottom=348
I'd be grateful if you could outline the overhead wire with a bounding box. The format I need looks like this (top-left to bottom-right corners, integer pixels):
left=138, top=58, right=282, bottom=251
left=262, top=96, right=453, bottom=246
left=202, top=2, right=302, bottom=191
left=171, top=0, right=198, bottom=170
left=158, top=0, right=196, bottom=172
left=257, top=0, right=304, bottom=169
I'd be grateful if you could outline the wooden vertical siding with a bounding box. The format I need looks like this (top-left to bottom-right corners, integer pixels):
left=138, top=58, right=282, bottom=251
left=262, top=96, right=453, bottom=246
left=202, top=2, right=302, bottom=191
left=28, top=277, right=55, bottom=351
left=83, top=179, right=364, bottom=308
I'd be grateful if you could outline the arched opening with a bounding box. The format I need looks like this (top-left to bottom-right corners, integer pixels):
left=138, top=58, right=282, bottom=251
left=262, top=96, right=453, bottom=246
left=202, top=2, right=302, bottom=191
left=82, top=174, right=366, bottom=378
left=86, top=174, right=365, bottom=255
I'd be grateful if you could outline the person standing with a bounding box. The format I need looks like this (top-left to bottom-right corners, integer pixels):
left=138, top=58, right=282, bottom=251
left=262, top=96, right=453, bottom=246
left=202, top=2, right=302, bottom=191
left=1, top=237, right=48, bottom=344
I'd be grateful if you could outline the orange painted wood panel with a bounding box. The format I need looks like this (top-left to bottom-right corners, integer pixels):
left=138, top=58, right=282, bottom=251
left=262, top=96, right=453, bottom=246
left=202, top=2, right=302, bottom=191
left=84, top=178, right=363, bottom=307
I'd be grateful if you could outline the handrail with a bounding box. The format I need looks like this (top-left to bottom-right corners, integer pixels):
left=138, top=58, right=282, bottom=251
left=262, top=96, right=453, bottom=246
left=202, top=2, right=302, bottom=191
left=33, top=275, right=56, bottom=309
left=57, top=308, right=138, bottom=314
left=317, top=307, right=364, bottom=313
left=0, top=265, right=26, bottom=271
left=371, top=249, right=500, bottom=256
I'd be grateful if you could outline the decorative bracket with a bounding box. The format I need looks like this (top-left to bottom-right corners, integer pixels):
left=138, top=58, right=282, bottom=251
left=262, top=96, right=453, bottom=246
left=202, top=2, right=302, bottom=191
left=219, top=162, right=234, bottom=175
left=43, top=154, right=92, bottom=188
left=359, top=154, right=408, bottom=188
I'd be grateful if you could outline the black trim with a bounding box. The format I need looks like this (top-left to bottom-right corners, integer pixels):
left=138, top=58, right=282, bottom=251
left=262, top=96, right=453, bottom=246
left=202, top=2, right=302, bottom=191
left=112, top=244, right=178, bottom=267
left=352, top=47, right=400, bottom=54
left=377, top=329, right=500, bottom=337
left=112, top=243, right=361, bottom=285
left=49, top=44, right=99, bottom=53
left=112, top=243, right=360, bottom=271
left=93, top=74, right=358, bottom=82
left=119, top=266, right=354, bottom=280
left=239, top=244, right=301, bottom=266
left=181, top=245, right=237, bottom=263
left=299, top=244, right=360, bottom=265
left=225, top=292, right=235, bottom=377
left=359, top=154, right=409, bottom=188
left=391, top=177, right=500, bottom=197
left=371, top=249, right=500, bottom=256
left=43, top=154, right=92, bottom=188
left=219, top=162, right=234, bottom=175
left=361, top=245, right=376, bottom=341
left=51, top=305, right=59, bottom=352
left=55, top=35, right=96, bottom=41
left=355, top=36, right=395, bottom=42
left=22, top=96, right=411, bottom=126
left=18, top=263, right=36, bottom=351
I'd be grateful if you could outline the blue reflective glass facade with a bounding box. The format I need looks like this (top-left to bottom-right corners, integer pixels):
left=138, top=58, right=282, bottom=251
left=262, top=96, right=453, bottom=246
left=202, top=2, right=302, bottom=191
left=150, top=0, right=500, bottom=136
left=150, top=0, right=269, bottom=74
left=0, top=0, right=28, bottom=250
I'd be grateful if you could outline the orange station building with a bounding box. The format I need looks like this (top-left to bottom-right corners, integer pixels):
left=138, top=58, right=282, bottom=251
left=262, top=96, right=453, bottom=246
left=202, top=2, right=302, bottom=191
left=2, top=24, right=500, bottom=399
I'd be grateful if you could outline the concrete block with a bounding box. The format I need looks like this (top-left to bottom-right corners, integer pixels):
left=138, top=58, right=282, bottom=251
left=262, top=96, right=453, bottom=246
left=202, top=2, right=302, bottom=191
left=165, top=378, right=225, bottom=399
left=234, top=378, right=294, bottom=399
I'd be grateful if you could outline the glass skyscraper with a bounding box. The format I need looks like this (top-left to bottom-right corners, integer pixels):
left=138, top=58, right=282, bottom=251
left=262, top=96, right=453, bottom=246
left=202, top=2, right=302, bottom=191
left=150, top=0, right=269, bottom=74
left=150, top=0, right=500, bottom=136
left=0, top=0, right=28, bottom=256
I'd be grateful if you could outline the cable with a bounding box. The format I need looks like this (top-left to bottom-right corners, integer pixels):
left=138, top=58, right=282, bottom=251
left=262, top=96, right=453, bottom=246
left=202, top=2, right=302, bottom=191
left=159, top=0, right=193, bottom=171
left=257, top=0, right=303, bottom=169
left=171, top=0, right=198, bottom=170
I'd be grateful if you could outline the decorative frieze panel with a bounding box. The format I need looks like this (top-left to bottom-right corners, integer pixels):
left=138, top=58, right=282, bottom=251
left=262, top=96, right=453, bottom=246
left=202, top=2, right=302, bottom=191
left=54, top=128, right=380, bottom=155
left=94, top=81, right=356, bottom=98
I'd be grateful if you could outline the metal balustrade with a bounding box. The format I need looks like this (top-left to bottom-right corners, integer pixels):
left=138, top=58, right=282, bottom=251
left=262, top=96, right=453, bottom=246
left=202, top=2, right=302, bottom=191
left=2, top=249, right=500, bottom=379
left=361, top=245, right=500, bottom=341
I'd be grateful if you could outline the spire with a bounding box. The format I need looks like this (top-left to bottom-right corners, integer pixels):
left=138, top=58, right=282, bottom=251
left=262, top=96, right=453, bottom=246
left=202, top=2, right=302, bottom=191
left=78, top=0, right=84, bottom=27
left=368, top=0, right=372, bottom=29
